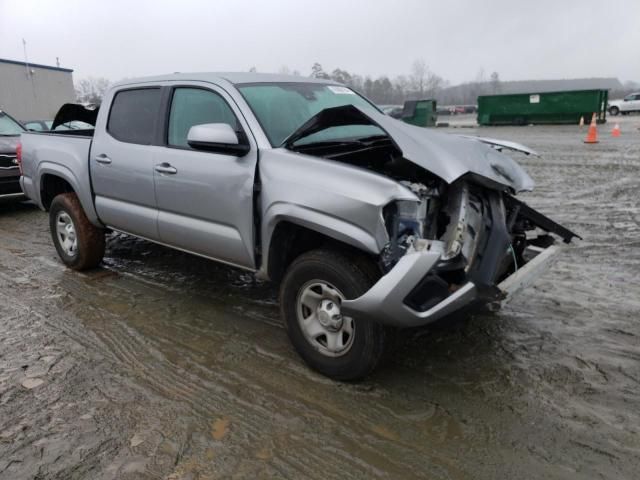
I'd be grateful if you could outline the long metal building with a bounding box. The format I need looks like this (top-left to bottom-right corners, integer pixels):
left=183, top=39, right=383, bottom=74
left=0, top=58, right=75, bottom=122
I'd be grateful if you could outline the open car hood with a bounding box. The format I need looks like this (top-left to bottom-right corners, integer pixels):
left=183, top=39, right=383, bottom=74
left=284, top=105, right=535, bottom=193
left=52, top=103, right=99, bottom=130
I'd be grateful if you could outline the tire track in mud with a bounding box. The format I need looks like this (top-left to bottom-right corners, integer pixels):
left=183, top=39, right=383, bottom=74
left=1, top=245, right=468, bottom=479
left=62, top=282, right=470, bottom=479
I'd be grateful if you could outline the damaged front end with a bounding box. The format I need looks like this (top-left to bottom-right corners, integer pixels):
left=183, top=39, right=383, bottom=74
left=342, top=179, right=580, bottom=327
left=282, top=102, right=579, bottom=327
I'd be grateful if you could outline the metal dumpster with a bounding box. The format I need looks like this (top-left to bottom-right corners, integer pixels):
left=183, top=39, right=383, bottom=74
left=399, top=99, right=437, bottom=127
left=477, top=89, right=608, bottom=125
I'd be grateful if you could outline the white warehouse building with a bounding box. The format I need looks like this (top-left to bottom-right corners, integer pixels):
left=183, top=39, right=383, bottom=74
left=0, top=58, right=75, bottom=122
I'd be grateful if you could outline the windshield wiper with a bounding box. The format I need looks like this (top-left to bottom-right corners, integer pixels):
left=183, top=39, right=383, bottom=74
left=294, top=134, right=390, bottom=150
left=351, top=134, right=389, bottom=144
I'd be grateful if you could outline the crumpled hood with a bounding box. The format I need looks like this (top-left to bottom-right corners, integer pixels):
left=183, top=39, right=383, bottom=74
left=362, top=107, right=535, bottom=193
left=285, top=105, right=535, bottom=193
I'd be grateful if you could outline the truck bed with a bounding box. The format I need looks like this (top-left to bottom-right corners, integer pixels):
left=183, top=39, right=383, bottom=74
left=20, top=131, right=99, bottom=223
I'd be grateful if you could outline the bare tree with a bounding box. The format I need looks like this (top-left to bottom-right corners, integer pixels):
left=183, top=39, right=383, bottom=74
left=310, top=62, right=330, bottom=79
left=349, top=74, right=364, bottom=92
left=410, top=59, right=428, bottom=96
left=424, top=71, right=445, bottom=99
left=278, top=65, right=290, bottom=75
left=74, top=77, right=110, bottom=105
left=330, top=68, right=352, bottom=85
left=490, top=71, right=501, bottom=94
left=393, top=75, right=411, bottom=103
left=410, top=59, right=445, bottom=99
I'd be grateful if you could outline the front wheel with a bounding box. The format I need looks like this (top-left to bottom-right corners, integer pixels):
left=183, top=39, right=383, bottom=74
left=280, top=249, right=387, bottom=381
left=609, top=106, right=620, bottom=116
left=49, top=193, right=105, bottom=270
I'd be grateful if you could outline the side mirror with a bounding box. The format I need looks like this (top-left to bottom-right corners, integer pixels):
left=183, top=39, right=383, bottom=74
left=187, top=123, right=250, bottom=156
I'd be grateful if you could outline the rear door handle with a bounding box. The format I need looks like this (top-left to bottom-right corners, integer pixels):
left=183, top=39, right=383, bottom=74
left=95, top=154, right=112, bottom=164
left=155, top=163, right=177, bottom=174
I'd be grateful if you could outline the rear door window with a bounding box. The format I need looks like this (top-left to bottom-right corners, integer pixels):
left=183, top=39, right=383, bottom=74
left=107, top=88, right=162, bottom=144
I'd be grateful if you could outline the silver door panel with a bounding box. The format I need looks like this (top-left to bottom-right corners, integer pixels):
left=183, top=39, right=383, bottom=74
left=94, top=196, right=158, bottom=239
left=157, top=210, right=251, bottom=266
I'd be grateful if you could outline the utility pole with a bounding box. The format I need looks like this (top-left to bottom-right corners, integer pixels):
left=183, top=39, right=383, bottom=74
left=56, top=57, right=60, bottom=68
left=22, top=38, right=31, bottom=77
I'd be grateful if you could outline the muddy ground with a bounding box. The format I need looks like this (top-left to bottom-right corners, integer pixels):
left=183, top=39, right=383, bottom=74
left=1, top=116, right=639, bottom=479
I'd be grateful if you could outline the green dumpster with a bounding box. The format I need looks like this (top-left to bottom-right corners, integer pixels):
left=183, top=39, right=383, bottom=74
left=400, top=99, right=437, bottom=127
left=477, top=89, right=608, bottom=126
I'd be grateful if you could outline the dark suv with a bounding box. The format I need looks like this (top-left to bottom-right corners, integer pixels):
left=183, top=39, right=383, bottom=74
left=0, top=109, right=25, bottom=200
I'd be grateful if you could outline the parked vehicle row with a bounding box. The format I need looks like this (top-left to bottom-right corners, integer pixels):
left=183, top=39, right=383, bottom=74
left=437, top=104, right=477, bottom=115
left=0, top=109, right=25, bottom=200
left=18, top=73, right=578, bottom=380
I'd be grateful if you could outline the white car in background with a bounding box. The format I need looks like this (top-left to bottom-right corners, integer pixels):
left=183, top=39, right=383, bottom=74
left=608, top=93, right=640, bottom=115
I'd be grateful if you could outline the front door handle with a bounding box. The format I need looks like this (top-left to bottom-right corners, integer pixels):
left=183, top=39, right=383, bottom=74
left=95, top=154, right=112, bottom=164
left=155, top=163, right=177, bottom=174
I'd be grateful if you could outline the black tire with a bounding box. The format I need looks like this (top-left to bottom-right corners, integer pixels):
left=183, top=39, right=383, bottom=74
left=609, top=106, right=619, bottom=116
left=280, top=249, right=387, bottom=381
left=49, top=193, right=105, bottom=270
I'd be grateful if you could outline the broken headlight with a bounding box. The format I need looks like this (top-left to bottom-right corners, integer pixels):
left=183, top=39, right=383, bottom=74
left=380, top=181, right=441, bottom=271
left=396, top=200, right=428, bottom=238
left=381, top=199, right=428, bottom=270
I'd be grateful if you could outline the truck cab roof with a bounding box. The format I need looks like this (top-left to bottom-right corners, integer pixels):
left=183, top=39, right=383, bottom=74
left=112, top=72, right=338, bottom=88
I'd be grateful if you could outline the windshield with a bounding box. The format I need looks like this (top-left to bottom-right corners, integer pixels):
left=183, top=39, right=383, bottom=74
left=0, top=111, right=26, bottom=136
left=237, top=83, right=383, bottom=146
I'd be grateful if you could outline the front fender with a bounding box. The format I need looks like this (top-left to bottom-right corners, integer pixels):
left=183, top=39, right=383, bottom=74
left=265, top=202, right=382, bottom=253
left=258, top=148, right=417, bottom=279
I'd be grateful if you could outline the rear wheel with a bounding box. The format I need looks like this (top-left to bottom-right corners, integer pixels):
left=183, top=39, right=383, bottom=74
left=280, top=249, right=387, bottom=381
left=49, top=193, right=105, bottom=270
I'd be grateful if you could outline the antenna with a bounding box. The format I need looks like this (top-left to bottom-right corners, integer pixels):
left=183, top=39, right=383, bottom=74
left=22, top=38, right=31, bottom=77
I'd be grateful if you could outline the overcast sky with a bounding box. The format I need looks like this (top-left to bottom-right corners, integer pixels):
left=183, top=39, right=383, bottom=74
left=1, top=0, right=639, bottom=85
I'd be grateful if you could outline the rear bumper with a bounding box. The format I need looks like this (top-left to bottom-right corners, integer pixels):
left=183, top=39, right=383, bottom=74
left=19, top=175, right=41, bottom=205
left=341, top=242, right=561, bottom=328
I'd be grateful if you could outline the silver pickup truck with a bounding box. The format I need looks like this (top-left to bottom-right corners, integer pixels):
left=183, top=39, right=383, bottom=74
left=19, top=73, right=579, bottom=380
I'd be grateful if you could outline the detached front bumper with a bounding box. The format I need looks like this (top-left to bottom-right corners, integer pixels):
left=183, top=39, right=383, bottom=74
left=341, top=242, right=561, bottom=328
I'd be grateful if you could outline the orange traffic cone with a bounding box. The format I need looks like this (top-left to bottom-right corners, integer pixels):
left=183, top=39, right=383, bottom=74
left=579, top=116, right=584, bottom=128
left=584, top=113, right=598, bottom=144
left=612, top=123, right=621, bottom=137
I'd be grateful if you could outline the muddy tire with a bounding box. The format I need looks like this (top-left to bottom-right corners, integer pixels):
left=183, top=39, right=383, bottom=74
left=280, top=249, right=387, bottom=381
left=49, top=193, right=105, bottom=270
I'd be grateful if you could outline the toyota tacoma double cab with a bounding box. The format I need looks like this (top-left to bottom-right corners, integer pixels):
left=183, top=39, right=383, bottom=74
left=19, top=73, right=579, bottom=380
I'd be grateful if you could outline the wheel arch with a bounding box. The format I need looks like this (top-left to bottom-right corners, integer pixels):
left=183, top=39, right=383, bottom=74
left=40, top=173, right=75, bottom=210
left=262, top=217, right=381, bottom=284
left=37, top=163, right=101, bottom=225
